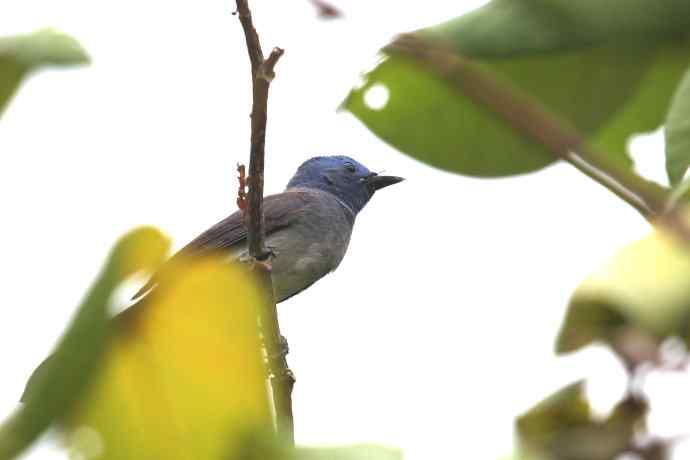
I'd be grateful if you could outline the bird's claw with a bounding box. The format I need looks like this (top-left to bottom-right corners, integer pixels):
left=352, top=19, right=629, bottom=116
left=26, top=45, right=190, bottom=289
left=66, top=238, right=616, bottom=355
left=268, top=335, right=290, bottom=363
left=266, top=246, right=278, bottom=259
left=238, top=251, right=275, bottom=272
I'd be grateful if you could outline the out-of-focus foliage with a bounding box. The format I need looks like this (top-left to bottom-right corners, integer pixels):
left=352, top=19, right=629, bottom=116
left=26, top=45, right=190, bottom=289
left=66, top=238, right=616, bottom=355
left=0, top=29, right=88, bottom=117
left=556, top=218, right=690, bottom=366
left=6, top=1, right=690, bottom=459
left=516, top=381, right=648, bottom=460
left=63, top=256, right=272, bottom=460
left=0, top=227, right=169, bottom=460
left=344, top=0, right=690, bottom=177
left=665, top=67, right=690, bottom=185
left=238, top=431, right=403, bottom=460
left=295, top=445, right=402, bottom=460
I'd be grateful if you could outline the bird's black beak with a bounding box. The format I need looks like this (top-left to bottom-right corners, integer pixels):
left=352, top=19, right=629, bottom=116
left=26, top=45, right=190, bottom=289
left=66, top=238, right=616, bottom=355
left=366, top=173, right=405, bottom=191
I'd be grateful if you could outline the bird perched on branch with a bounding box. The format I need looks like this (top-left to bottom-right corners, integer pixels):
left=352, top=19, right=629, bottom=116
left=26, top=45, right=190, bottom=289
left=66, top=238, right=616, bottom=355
left=134, top=155, right=404, bottom=303
left=21, top=156, right=402, bottom=403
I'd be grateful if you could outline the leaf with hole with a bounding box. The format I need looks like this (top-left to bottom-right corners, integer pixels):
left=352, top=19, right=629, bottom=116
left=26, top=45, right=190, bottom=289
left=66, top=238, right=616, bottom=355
left=344, top=0, right=690, bottom=177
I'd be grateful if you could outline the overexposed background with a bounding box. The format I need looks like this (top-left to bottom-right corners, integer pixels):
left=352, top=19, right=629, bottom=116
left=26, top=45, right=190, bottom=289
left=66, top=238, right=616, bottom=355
left=1, top=1, right=688, bottom=458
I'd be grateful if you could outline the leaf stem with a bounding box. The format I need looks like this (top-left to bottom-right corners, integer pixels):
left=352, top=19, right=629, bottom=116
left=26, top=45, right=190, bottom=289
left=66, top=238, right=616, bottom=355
left=385, top=34, right=671, bottom=220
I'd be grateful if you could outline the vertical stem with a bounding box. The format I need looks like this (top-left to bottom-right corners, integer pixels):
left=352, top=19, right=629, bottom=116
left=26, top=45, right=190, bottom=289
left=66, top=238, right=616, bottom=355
left=247, top=74, right=269, bottom=258
left=234, top=0, right=294, bottom=442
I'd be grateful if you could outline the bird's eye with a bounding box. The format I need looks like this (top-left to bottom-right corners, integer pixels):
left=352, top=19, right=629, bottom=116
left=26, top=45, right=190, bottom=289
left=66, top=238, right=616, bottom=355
left=344, top=162, right=356, bottom=173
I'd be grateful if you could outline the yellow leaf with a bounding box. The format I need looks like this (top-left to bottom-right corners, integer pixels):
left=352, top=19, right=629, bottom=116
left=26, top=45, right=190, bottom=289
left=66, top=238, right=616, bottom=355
left=64, top=256, right=272, bottom=460
left=5, top=227, right=169, bottom=460
left=557, top=213, right=690, bottom=360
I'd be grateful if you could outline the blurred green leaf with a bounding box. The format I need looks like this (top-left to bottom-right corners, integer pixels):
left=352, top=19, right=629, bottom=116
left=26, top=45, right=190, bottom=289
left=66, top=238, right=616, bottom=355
left=517, top=381, right=591, bottom=447
left=237, top=428, right=402, bottom=460
left=63, top=256, right=273, bottom=460
left=0, top=227, right=169, bottom=460
left=237, top=429, right=402, bottom=460
left=516, top=382, right=646, bottom=460
left=666, top=67, right=690, bottom=185
left=295, top=445, right=402, bottom=460
left=344, top=1, right=690, bottom=177
left=0, top=29, right=89, bottom=117
left=556, top=218, right=690, bottom=365
left=499, top=456, right=537, bottom=460
left=666, top=174, right=690, bottom=207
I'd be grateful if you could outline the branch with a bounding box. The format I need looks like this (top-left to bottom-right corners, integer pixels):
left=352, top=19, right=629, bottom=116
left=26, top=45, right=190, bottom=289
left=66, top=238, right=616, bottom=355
left=234, top=0, right=294, bottom=443
left=385, top=35, right=690, bottom=247
left=385, top=35, right=670, bottom=220
left=235, top=0, right=263, bottom=72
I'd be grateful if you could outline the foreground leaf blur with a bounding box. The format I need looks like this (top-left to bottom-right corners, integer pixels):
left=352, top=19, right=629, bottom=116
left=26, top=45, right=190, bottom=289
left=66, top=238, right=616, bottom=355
left=0, top=227, right=169, bottom=460
left=345, top=0, right=690, bottom=177
left=63, top=255, right=272, bottom=460
left=665, top=67, right=690, bottom=185
left=0, top=29, right=89, bottom=117
left=516, top=381, right=647, bottom=460
left=557, top=214, right=690, bottom=367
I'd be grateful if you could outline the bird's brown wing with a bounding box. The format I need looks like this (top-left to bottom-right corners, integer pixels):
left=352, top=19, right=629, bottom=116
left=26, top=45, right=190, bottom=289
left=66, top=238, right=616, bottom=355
left=131, top=189, right=314, bottom=299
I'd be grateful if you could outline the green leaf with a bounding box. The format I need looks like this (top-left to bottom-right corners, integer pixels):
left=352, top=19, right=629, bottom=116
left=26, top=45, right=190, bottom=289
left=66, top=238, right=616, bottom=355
left=0, top=227, right=169, bottom=460
left=295, top=445, right=402, bottom=460
left=556, top=217, right=690, bottom=365
left=517, top=381, right=591, bottom=448
left=63, top=256, right=273, bottom=460
left=666, top=174, right=690, bottom=207
left=666, top=67, right=690, bottom=185
left=0, top=29, right=89, bottom=117
left=516, top=382, right=646, bottom=460
left=344, top=0, right=690, bottom=177
left=237, top=430, right=402, bottom=460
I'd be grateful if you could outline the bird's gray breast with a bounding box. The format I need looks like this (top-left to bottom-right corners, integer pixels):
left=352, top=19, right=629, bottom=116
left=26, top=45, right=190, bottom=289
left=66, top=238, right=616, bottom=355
left=234, top=190, right=354, bottom=302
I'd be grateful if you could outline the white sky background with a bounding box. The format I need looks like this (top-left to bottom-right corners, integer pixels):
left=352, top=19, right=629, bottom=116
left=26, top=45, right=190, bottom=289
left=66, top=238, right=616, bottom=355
left=1, top=0, right=690, bottom=459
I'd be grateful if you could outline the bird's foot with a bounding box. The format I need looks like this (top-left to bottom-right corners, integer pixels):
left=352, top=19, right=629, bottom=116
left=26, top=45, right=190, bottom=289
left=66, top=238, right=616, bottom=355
left=238, top=251, right=275, bottom=272
left=255, top=246, right=278, bottom=270
left=264, top=245, right=279, bottom=260
left=268, top=335, right=290, bottom=363
left=266, top=336, right=295, bottom=384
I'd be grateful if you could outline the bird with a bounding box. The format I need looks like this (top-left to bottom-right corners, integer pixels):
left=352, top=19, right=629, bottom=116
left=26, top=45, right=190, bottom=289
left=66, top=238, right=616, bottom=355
left=134, top=155, right=404, bottom=303
left=20, top=155, right=402, bottom=402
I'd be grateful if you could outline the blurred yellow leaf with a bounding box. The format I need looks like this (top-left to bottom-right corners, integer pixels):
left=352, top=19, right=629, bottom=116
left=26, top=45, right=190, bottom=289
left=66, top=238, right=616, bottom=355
left=2, top=227, right=169, bottom=460
left=556, top=216, right=690, bottom=365
left=63, top=256, right=272, bottom=460
left=111, top=226, right=171, bottom=278
left=516, top=382, right=646, bottom=460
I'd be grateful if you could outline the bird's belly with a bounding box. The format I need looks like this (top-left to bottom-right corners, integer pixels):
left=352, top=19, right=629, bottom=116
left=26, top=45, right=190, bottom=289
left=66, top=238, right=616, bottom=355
left=268, top=231, right=334, bottom=302
left=232, top=228, right=348, bottom=303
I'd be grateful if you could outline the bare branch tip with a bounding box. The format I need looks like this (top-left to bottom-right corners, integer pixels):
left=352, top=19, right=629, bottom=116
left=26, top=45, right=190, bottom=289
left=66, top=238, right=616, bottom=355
left=258, top=47, right=285, bottom=82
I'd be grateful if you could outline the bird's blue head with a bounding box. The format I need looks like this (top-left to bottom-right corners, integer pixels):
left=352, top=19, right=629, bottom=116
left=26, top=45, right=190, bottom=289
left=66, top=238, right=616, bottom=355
left=286, top=155, right=404, bottom=214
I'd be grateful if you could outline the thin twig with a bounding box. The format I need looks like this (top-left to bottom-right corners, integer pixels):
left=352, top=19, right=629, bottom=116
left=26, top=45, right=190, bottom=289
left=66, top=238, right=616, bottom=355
left=234, top=0, right=294, bottom=443
left=259, top=47, right=285, bottom=82
left=237, top=163, right=248, bottom=221
left=235, top=1, right=263, bottom=72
